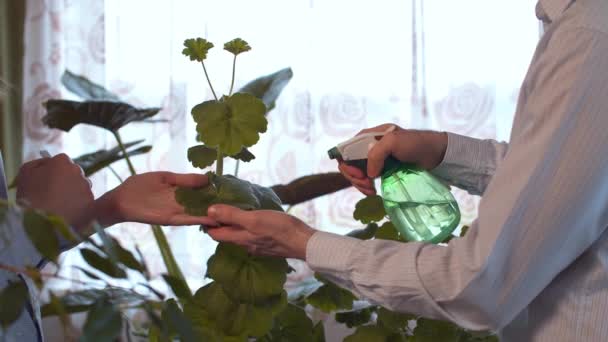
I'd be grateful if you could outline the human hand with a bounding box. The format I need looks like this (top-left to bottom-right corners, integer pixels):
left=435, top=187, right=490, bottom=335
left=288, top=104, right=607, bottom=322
left=16, top=153, right=94, bottom=229
left=205, top=204, right=316, bottom=260
left=95, top=172, right=218, bottom=227
left=338, top=124, right=448, bottom=195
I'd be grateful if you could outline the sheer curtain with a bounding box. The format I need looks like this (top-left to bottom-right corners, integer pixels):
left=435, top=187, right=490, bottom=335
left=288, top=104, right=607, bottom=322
left=22, top=0, right=539, bottom=295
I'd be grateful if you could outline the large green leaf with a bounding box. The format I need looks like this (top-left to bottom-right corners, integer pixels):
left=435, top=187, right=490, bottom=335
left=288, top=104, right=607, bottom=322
left=410, top=318, right=461, bottom=342
left=74, top=140, right=152, bottom=177
left=207, top=243, right=288, bottom=302
left=335, top=307, right=375, bottom=328
left=80, top=298, right=123, bottom=342
left=80, top=248, right=127, bottom=279
left=305, top=281, right=357, bottom=313
left=376, top=308, right=415, bottom=331
left=0, top=280, right=28, bottom=328
left=374, top=222, right=402, bottom=242
left=23, top=209, right=61, bottom=263
left=238, top=68, right=293, bottom=113
left=175, top=173, right=283, bottom=216
left=61, top=70, right=121, bottom=101
left=184, top=282, right=286, bottom=338
left=344, top=325, right=404, bottom=342
left=187, top=145, right=218, bottom=169
left=43, top=99, right=161, bottom=132
left=162, top=299, right=197, bottom=342
left=182, top=38, right=214, bottom=62
left=193, top=93, right=267, bottom=156
left=259, top=304, right=314, bottom=342
left=353, top=195, right=386, bottom=224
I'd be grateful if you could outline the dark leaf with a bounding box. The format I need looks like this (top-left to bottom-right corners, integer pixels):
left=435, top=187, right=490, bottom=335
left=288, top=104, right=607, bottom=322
left=162, top=299, right=197, bottom=342
left=347, top=223, right=379, bottom=240
left=238, top=68, right=293, bottom=113
left=305, top=282, right=357, bottom=313
left=353, top=195, right=386, bottom=224
left=0, top=279, right=28, bottom=327
left=80, top=298, right=123, bottom=342
left=23, top=209, right=61, bottom=263
left=460, top=225, right=470, bottom=237
left=206, top=243, right=288, bottom=302
left=271, top=172, right=352, bottom=206
left=74, top=141, right=152, bottom=177
left=224, top=38, right=251, bottom=56
left=374, top=222, right=402, bottom=242
left=80, top=248, right=126, bottom=279
left=335, top=307, right=375, bottom=328
left=260, top=304, right=314, bottom=342
left=111, top=237, right=146, bottom=273
left=231, top=148, right=255, bottom=162
left=61, top=70, right=121, bottom=101
left=162, top=274, right=192, bottom=300
left=376, top=308, right=415, bottom=331
left=176, top=173, right=283, bottom=216
left=344, top=325, right=398, bottom=342
left=73, top=266, right=102, bottom=280
left=42, top=288, right=145, bottom=317
left=410, top=318, right=461, bottom=342
left=313, top=321, right=326, bottom=342
left=43, top=99, right=161, bottom=132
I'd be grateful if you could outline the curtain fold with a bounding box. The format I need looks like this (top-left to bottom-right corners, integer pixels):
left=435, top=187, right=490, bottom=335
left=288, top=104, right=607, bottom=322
left=0, top=0, right=26, bottom=187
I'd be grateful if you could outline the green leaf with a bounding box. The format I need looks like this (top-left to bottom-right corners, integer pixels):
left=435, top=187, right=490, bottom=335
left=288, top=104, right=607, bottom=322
left=74, top=266, right=102, bottom=280
left=313, top=321, right=326, bottom=342
left=305, top=282, right=357, bottom=313
left=410, top=318, right=461, bottom=342
left=43, top=99, right=161, bottom=133
left=344, top=325, right=397, bottom=342
left=207, top=243, right=288, bottom=302
left=458, top=331, right=500, bottom=342
left=80, top=248, right=127, bottom=279
left=260, top=304, right=314, bottom=342
left=74, top=140, right=152, bottom=177
left=162, top=299, right=197, bottom=342
left=182, top=38, right=214, bottom=62
left=239, top=68, right=293, bottom=113
left=41, top=288, right=145, bottom=317
left=374, top=222, right=402, bottom=242
left=336, top=307, right=374, bottom=328
left=224, top=38, right=251, bottom=56
left=162, top=274, right=192, bottom=300
left=187, top=145, right=217, bottom=169
left=193, top=93, right=267, bottom=156
left=61, top=69, right=121, bottom=101
left=0, top=279, right=28, bottom=328
left=460, top=225, right=470, bottom=237
left=23, top=209, right=61, bottom=263
left=175, top=173, right=283, bottom=216
left=376, top=308, right=415, bottom=331
left=184, top=282, right=286, bottom=338
left=80, top=298, right=123, bottom=342
left=353, top=195, right=386, bottom=224
left=347, top=223, right=379, bottom=240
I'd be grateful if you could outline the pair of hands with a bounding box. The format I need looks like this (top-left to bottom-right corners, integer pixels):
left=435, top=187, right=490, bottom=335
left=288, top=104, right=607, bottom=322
left=16, top=154, right=215, bottom=236
left=205, top=124, right=449, bottom=260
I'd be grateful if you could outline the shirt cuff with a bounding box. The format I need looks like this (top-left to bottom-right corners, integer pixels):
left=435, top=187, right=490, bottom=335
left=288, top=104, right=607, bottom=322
left=431, top=132, right=483, bottom=179
left=306, top=231, right=362, bottom=274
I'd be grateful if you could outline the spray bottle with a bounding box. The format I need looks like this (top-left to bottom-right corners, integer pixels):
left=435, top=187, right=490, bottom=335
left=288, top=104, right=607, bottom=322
left=328, top=127, right=460, bottom=243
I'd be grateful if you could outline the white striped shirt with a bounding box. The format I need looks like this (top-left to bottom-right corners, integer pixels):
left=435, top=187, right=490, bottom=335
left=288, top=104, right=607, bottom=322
left=307, top=0, right=608, bottom=340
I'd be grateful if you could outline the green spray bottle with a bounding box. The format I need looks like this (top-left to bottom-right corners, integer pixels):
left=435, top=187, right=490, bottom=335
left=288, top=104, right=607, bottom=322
left=328, top=127, right=460, bottom=243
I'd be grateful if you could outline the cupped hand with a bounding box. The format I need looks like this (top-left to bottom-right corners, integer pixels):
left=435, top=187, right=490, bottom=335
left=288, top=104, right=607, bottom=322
left=95, top=172, right=218, bottom=227
left=205, top=204, right=316, bottom=260
left=338, top=124, right=448, bottom=195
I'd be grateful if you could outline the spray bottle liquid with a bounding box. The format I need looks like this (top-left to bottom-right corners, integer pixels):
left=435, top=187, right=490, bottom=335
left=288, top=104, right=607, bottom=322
left=328, top=127, right=460, bottom=243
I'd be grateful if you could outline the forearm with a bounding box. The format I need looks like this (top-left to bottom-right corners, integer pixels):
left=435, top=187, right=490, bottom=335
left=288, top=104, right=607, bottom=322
left=430, top=133, right=508, bottom=196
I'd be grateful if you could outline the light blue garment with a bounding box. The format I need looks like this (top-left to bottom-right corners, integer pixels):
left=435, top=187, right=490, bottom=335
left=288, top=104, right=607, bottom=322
left=0, top=152, right=43, bottom=341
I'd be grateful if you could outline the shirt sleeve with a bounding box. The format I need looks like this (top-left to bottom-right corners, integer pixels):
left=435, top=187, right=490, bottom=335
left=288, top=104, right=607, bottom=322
left=307, top=27, right=608, bottom=331
left=430, top=133, right=509, bottom=196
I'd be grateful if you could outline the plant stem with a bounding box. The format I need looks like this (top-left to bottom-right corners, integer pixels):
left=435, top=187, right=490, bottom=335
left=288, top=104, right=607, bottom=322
left=228, top=55, right=237, bottom=96
left=113, top=131, right=137, bottom=175
left=112, top=132, right=189, bottom=290
left=202, top=61, right=218, bottom=101
left=216, top=147, right=224, bottom=176
left=108, top=165, right=124, bottom=183
left=234, top=160, right=240, bottom=177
